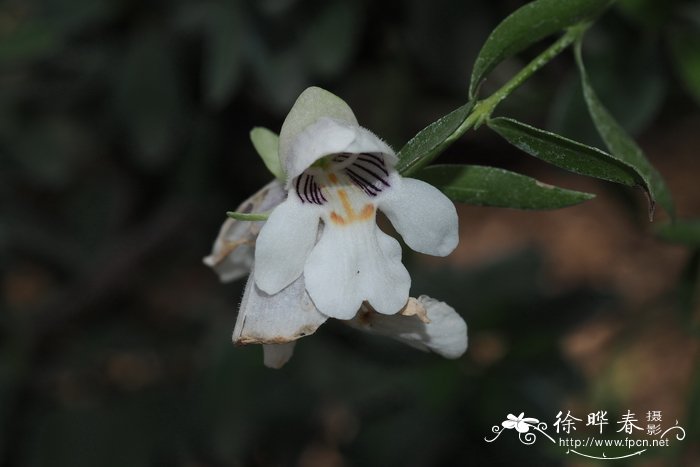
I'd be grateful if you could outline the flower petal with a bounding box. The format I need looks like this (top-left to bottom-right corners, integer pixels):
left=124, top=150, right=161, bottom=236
left=254, top=195, right=320, bottom=294
left=304, top=223, right=410, bottom=319
left=203, top=180, right=285, bottom=282
left=279, top=87, right=358, bottom=161
left=279, top=87, right=398, bottom=183
left=346, top=295, right=468, bottom=359
left=284, top=118, right=396, bottom=186
left=379, top=177, right=458, bottom=257
left=233, top=271, right=327, bottom=345
left=202, top=219, right=254, bottom=283
left=262, top=342, right=296, bottom=369
left=502, top=420, right=517, bottom=429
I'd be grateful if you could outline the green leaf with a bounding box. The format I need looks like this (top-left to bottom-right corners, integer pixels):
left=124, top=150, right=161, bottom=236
left=488, top=117, right=638, bottom=186
left=469, top=0, right=612, bottom=98
left=417, top=164, right=594, bottom=210
left=250, top=127, right=283, bottom=180
left=227, top=211, right=269, bottom=221
left=575, top=40, right=675, bottom=219
left=549, top=36, right=666, bottom=146
left=655, top=220, right=700, bottom=248
left=668, top=27, right=700, bottom=106
left=396, top=101, right=474, bottom=176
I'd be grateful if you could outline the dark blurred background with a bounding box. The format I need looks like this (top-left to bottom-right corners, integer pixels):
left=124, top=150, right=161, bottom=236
left=1, top=0, right=700, bottom=465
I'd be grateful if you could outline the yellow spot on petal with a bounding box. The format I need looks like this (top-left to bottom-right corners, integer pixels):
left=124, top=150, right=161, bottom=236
left=329, top=190, right=375, bottom=226
left=359, top=204, right=374, bottom=220
left=337, top=190, right=357, bottom=219
left=330, top=211, right=345, bottom=225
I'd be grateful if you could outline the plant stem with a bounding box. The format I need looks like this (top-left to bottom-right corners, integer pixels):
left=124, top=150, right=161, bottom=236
left=448, top=24, right=589, bottom=144
left=398, top=23, right=590, bottom=177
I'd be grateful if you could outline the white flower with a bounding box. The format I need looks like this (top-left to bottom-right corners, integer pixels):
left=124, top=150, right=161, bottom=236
left=254, top=87, right=459, bottom=319
left=204, top=86, right=467, bottom=368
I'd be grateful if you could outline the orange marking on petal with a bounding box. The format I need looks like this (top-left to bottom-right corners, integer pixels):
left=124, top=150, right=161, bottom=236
left=359, top=204, right=374, bottom=220
left=337, top=190, right=357, bottom=218
left=330, top=211, right=345, bottom=225
left=328, top=173, right=338, bottom=184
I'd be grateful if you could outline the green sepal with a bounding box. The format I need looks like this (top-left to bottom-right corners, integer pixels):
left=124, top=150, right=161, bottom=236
left=250, top=127, right=283, bottom=180
left=226, top=211, right=270, bottom=221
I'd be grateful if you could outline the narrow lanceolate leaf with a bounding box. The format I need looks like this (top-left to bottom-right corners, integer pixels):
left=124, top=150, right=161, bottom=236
left=227, top=211, right=270, bottom=221
left=655, top=220, right=700, bottom=248
left=417, top=164, right=594, bottom=210
left=397, top=101, right=474, bottom=177
left=575, top=41, right=675, bottom=220
left=469, top=0, right=612, bottom=98
left=488, top=117, right=638, bottom=186
left=250, top=127, right=283, bottom=180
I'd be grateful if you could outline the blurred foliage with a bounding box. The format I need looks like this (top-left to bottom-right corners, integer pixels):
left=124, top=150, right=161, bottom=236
left=1, top=0, right=700, bottom=466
